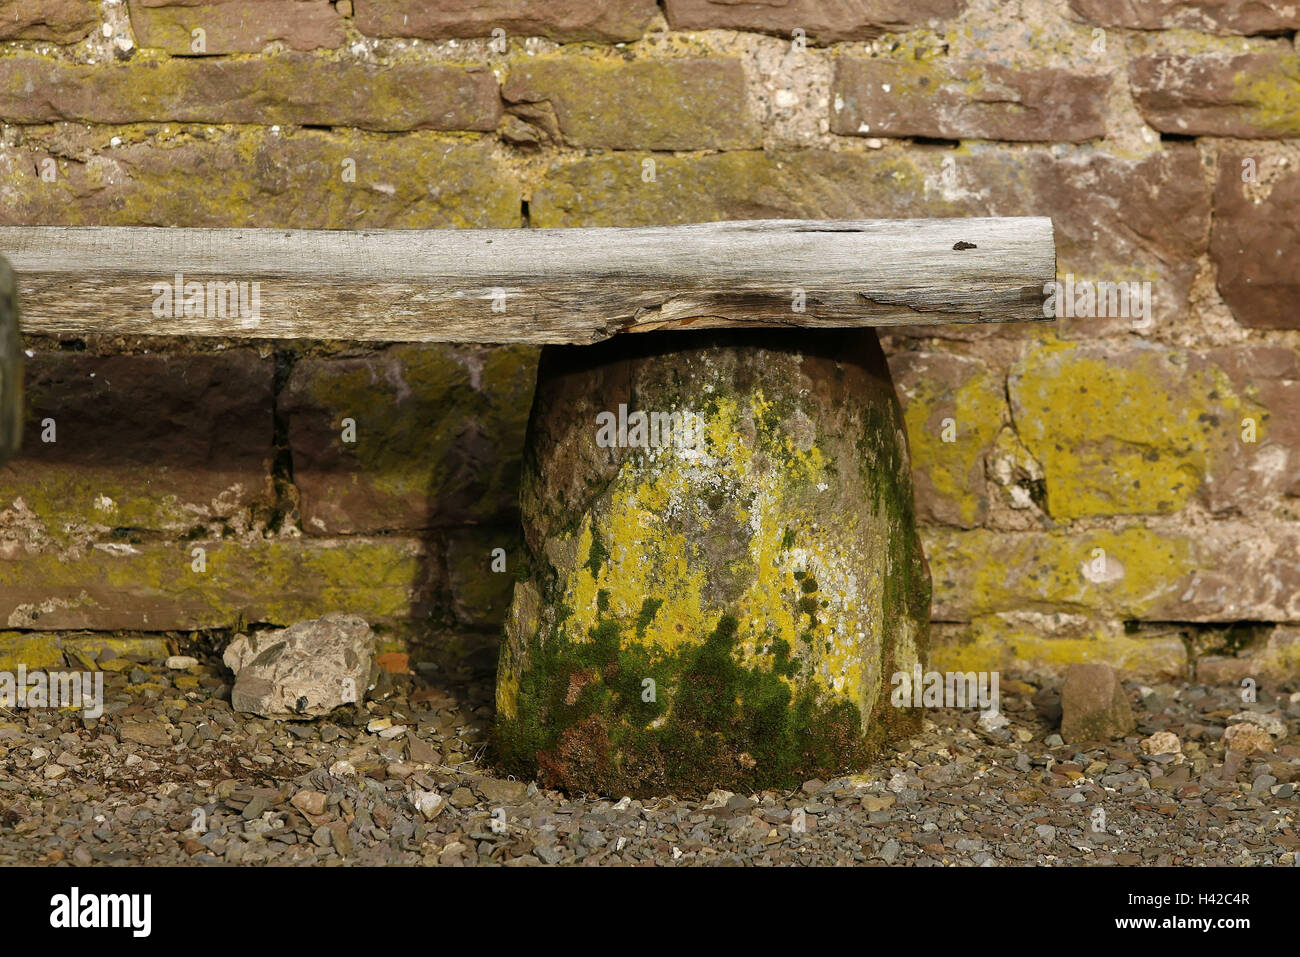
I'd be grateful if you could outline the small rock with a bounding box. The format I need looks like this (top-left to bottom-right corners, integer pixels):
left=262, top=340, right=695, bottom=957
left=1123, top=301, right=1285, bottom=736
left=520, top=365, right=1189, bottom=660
left=411, top=790, right=446, bottom=821
left=406, top=735, right=441, bottom=765
left=328, top=760, right=356, bottom=777
left=1227, top=711, right=1287, bottom=740
left=878, top=838, right=900, bottom=863
left=290, top=790, right=327, bottom=816
left=1141, top=731, right=1182, bottom=756
left=861, top=794, right=894, bottom=813
left=476, top=778, right=528, bottom=805
left=166, top=655, right=198, bottom=670
left=1223, top=722, right=1274, bottom=754
left=225, top=613, right=376, bottom=718
left=978, top=709, right=1009, bottom=732
left=1060, top=664, right=1134, bottom=744
left=119, top=722, right=173, bottom=748
left=240, top=796, right=268, bottom=821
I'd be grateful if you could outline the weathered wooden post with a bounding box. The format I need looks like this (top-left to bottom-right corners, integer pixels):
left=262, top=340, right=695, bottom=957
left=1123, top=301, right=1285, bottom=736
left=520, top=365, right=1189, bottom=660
left=0, top=217, right=1055, bottom=795
left=0, top=257, right=21, bottom=466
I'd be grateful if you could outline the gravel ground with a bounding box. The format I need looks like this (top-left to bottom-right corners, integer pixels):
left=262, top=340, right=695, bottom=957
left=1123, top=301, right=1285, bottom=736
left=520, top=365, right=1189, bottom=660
left=2, top=638, right=1297, bottom=867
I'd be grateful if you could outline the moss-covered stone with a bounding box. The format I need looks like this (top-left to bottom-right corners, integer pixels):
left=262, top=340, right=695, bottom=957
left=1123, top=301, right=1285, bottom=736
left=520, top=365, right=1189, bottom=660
left=0, top=130, right=520, bottom=229
left=1131, top=53, right=1300, bottom=137
left=60, top=634, right=171, bottom=665
left=831, top=57, right=1108, bottom=142
left=0, top=538, right=435, bottom=631
left=1008, top=339, right=1256, bottom=520
left=889, top=351, right=1006, bottom=528
left=495, top=329, right=930, bottom=797
left=504, top=57, right=761, bottom=150
left=931, top=616, right=1188, bottom=682
left=924, top=524, right=1196, bottom=621
left=0, top=631, right=67, bottom=671
left=0, top=52, right=500, bottom=132
left=127, top=0, right=346, bottom=54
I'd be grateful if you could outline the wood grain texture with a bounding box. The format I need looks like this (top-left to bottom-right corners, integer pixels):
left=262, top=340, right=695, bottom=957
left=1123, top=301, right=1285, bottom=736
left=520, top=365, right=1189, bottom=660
left=0, top=218, right=1055, bottom=344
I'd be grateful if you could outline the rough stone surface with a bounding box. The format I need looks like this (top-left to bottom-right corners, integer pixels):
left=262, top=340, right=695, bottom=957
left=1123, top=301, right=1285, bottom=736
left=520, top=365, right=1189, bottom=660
left=1198, top=626, right=1300, bottom=687
left=504, top=58, right=761, bottom=151
left=1130, top=54, right=1300, bottom=138
left=127, top=0, right=346, bottom=53
left=888, top=351, right=1005, bottom=528
left=281, top=345, right=535, bottom=534
left=1069, top=0, right=1300, bottom=34
left=0, top=351, right=275, bottom=538
left=1222, top=722, right=1274, bottom=753
left=0, top=54, right=501, bottom=132
left=446, top=529, right=518, bottom=629
left=1141, top=730, right=1181, bottom=755
left=496, top=329, right=930, bottom=796
left=832, top=58, right=1109, bottom=142
left=926, top=521, right=1300, bottom=625
left=931, top=618, right=1189, bottom=683
left=1211, top=156, right=1300, bottom=330
left=0, top=133, right=520, bottom=228
left=225, top=613, right=376, bottom=718
left=1007, top=340, right=1247, bottom=520
left=354, top=0, right=659, bottom=42
left=662, top=0, right=966, bottom=42
left=0, top=0, right=96, bottom=42
left=1202, top=346, right=1300, bottom=505
left=0, top=537, right=438, bottom=631
left=1061, top=663, right=1135, bottom=743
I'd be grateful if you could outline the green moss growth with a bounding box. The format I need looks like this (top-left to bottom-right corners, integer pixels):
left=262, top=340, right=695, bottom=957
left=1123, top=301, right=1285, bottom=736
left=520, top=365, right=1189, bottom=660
left=494, top=611, right=884, bottom=797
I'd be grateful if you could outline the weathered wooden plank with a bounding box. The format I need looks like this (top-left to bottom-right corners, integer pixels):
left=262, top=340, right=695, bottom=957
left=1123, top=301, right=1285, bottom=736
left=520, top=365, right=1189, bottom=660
left=0, top=218, right=1054, bottom=344
left=0, top=256, right=21, bottom=464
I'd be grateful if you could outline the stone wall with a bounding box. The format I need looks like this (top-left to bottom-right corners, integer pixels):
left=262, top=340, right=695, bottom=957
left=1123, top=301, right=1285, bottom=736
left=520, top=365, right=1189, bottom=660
left=1, top=0, right=1297, bottom=683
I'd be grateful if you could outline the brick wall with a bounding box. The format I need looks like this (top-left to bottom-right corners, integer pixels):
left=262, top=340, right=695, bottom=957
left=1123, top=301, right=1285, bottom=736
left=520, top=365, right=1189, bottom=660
left=1, top=0, right=1297, bottom=682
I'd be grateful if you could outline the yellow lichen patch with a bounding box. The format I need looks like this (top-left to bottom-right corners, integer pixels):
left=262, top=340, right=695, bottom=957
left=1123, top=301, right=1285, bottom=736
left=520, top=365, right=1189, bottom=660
left=926, top=525, right=1195, bottom=620
left=0, top=631, right=67, bottom=671
left=549, top=387, right=883, bottom=718
left=932, top=617, right=1188, bottom=682
left=1010, top=339, right=1249, bottom=520
left=898, top=357, right=1005, bottom=527
left=1234, top=58, right=1300, bottom=137
left=0, top=539, right=423, bottom=630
